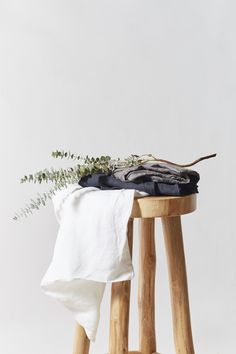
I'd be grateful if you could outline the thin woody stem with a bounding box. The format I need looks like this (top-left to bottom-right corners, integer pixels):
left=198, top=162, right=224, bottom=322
left=139, top=153, right=217, bottom=168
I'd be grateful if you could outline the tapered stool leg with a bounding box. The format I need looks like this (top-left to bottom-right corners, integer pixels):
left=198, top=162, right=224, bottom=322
left=73, top=323, right=90, bottom=354
left=138, top=218, right=157, bottom=354
left=109, top=219, right=133, bottom=354
left=161, top=216, right=195, bottom=354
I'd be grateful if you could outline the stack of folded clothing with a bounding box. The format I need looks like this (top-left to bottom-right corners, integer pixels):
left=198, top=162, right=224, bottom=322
left=79, top=161, right=200, bottom=196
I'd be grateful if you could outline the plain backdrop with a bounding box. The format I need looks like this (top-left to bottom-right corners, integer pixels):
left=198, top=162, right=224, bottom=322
left=0, top=1, right=235, bottom=353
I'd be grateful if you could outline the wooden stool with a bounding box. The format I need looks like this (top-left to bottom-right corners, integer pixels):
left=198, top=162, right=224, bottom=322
left=73, top=194, right=197, bottom=354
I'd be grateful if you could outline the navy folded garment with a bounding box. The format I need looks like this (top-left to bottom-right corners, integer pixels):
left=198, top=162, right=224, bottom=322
left=79, top=172, right=199, bottom=196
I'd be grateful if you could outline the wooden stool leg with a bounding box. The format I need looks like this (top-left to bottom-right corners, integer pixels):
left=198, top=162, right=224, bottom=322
left=161, top=216, right=195, bottom=354
left=73, top=323, right=90, bottom=354
left=109, top=219, right=133, bottom=354
left=138, top=218, right=157, bottom=354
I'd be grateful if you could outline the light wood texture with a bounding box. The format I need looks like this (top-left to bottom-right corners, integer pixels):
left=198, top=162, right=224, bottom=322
left=131, top=194, right=196, bottom=218
left=109, top=219, right=133, bottom=354
left=161, top=216, right=195, bottom=354
left=73, top=323, right=90, bottom=354
left=128, top=350, right=161, bottom=353
left=138, top=218, right=157, bottom=354
left=72, top=196, right=197, bottom=354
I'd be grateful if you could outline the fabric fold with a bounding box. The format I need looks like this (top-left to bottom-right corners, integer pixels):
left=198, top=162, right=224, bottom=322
left=113, top=161, right=200, bottom=184
left=40, top=184, right=148, bottom=341
left=78, top=161, right=199, bottom=196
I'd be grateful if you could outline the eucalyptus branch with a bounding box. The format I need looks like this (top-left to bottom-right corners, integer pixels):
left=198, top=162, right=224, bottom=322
left=13, top=153, right=144, bottom=221
left=13, top=150, right=216, bottom=221
left=13, top=182, right=67, bottom=221
left=51, top=150, right=81, bottom=160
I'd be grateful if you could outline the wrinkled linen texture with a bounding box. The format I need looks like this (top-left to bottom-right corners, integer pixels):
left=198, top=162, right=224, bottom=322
left=40, top=184, right=148, bottom=341
left=79, top=162, right=200, bottom=196
left=113, top=161, right=199, bottom=184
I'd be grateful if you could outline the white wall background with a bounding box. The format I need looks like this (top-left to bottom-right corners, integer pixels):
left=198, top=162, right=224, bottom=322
left=0, top=1, right=235, bottom=353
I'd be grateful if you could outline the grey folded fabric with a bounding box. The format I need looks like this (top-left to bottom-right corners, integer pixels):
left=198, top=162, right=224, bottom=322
left=79, top=161, right=200, bottom=196
left=113, top=162, right=200, bottom=185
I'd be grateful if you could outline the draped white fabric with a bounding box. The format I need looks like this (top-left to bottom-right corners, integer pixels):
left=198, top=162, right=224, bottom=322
left=40, top=184, right=147, bottom=341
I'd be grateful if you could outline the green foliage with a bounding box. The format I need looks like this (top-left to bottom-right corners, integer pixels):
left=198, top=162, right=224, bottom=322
left=13, top=151, right=217, bottom=221
left=13, top=151, right=151, bottom=221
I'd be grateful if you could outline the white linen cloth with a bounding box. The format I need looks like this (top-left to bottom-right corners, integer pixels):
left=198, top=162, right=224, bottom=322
left=40, top=184, right=148, bottom=341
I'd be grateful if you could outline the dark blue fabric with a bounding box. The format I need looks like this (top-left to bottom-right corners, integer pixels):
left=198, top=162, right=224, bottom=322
left=79, top=172, right=198, bottom=196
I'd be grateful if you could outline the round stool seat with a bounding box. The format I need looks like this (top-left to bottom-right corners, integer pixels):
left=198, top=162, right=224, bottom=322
left=73, top=192, right=198, bottom=354
left=131, top=193, right=197, bottom=218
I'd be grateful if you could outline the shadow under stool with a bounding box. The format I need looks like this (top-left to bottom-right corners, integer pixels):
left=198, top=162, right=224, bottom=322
left=73, top=193, right=197, bottom=354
